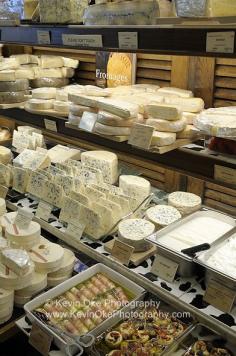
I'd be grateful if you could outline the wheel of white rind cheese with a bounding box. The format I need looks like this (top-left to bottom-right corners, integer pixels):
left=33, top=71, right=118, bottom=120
left=14, top=294, right=32, bottom=308
left=0, top=79, right=29, bottom=92
left=5, top=221, right=41, bottom=249
left=118, top=219, right=155, bottom=252
left=146, top=118, right=186, bottom=133
left=28, top=98, right=54, bottom=111
left=47, top=273, right=72, bottom=288
left=168, top=191, right=202, bottom=216
left=146, top=205, right=182, bottom=230
left=15, top=271, right=47, bottom=297
left=0, top=288, right=14, bottom=305
left=48, top=248, right=75, bottom=278
left=29, top=242, right=64, bottom=273
left=0, top=302, right=13, bottom=322
left=0, top=212, right=17, bottom=236
left=0, top=146, right=12, bottom=165
left=0, top=262, right=34, bottom=290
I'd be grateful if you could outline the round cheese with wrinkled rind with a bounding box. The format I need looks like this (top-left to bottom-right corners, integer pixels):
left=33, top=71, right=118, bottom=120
left=146, top=205, right=181, bottom=229
left=168, top=191, right=202, bottom=216
left=29, top=242, right=64, bottom=273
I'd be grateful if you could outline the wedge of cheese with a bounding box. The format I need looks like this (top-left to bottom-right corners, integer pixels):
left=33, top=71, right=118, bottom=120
left=146, top=118, right=187, bottom=132
left=165, top=97, right=205, bottom=113
left=151, top=131, right=176, bottom=146
left=97, top=98, right=139, bottom=119
left=145, top=103, right=182, bottom=121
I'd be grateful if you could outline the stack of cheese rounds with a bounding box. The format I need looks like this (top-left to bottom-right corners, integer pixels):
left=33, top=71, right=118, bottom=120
left=47, top=248, right=76, bottom=287
left=29, top=242, right=65, bottom=274
left=146, top=205, right=181, bottom=230
left=0, top=288, right=14, bottom=324
left=0, top=260, right=34, bottom=291
left=5, top=221, right=41, bottom=250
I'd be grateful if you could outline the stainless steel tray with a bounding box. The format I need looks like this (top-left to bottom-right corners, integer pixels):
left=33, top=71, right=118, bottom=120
left=147, top=209, right=236, bottom=277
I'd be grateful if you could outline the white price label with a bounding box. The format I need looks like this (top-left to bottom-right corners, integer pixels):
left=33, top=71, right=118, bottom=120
left=0, top=185, right=8, bottom=199
left=15, top=208, right=33, bottom=229
left=29, top=323, right=53, bottom=356
left=118, top=32, right=138, bottom=50
left=151, top=254, right=178, bottom=283
left=67, top=222, right=85, bottom=240
left=128, top=123, right=154, bottom=150
left=111, top=239, right=134, bottom=266
left=206, top=31, right=235, bottom=54
left=79, top=112, right=98, bottom=132
left=37, top=30, right=51, bottom=45
left=204, top=279, right=236, bottom=313
left=44, top=119, right=57, bottom=132
left=36, top=201, right=53, bottom=222
left=62, top=34, right=103, bottom=48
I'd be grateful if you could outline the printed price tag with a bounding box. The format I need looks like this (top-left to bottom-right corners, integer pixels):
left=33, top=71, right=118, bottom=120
left=36, top=201, right=53, bottom=222
left=151, top=254, right=178, bottom=283
left=62, top=34, right=103, bottom=48
left=29, top=323, right=53, bottom=356
left=67, top=222, right=85, bottom=240
left=204, top=279, right=235, bottom=313
left=129, top=123, right=154, bottom=150
left=15, top=208, right=33, bottom=229
left=79, top=112, right=98, bottom=132
left=44, top=119, right=57, bottom=132
left=0, top=185, right=8, bottom=199
left=214, top=165, right=236, bottom=186
left=206, top=31, right=235, bottom=54
left=118, top=32, right=138, bottom=50
left=37, top=30, right=51, bottom=45
left=111, top=239, right=134, bottom=266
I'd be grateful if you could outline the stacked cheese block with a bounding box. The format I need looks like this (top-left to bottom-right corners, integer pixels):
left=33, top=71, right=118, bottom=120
left=0, top=58, right=30, bottom=105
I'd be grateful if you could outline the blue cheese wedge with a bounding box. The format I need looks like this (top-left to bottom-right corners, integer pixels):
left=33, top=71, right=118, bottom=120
left=146, top=205, right=181, bottom=230
left=119, top=175, right=151, bottom=206
left=118, top=219, right=155, bottom=252
left=168, top=191, right=202, bottom=216
left=54, top=174, right=74, bottom=196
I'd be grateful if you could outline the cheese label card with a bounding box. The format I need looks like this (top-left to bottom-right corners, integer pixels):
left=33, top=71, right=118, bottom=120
left=37, top=30, right=51, bottom=45
left=206, top=31, right=235, bottom=54
left=44, top=119, right=57, bottom=132
left=79, top=112, right=98, bottom=132
left=111, top=239, right=134, bottom=266
left=67, top=222, right=85, bottom=240
left=118, top=32, right=138, bottom=50
left=36, top=200, right=53, bottom=222
left=204, top=279, right=236, bottom=313
left=214, top=165, right=236, bottom=186
left=129, top=123, right=154, bottom=150
left=0, top=185, right=8, bottom=199
left=29, top=323, right=53, bottom=356
left=151, top=254, right=178, bottom=283
left=15, top=208, right=34, bottom=229
left=62, top=34, right=103, bottom=48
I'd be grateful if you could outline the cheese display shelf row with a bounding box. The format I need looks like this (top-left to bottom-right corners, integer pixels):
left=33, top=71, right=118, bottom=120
left=5, top=195, right=236, bottom=344
left=0, top=24, right=236, bottom=57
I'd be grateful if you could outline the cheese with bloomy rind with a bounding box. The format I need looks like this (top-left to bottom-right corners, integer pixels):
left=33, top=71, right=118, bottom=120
left=0, top=163, right=11, bottom=187
left=54, top=100, right=71, bottom=114
left=0, top=79, right=29, bottom=92
left=62, top=57, right=79, bottom=69
left=29, top=242, right=64, bottom=273
left=119, top=175, right=151, bottom=206
left=70, top=103, right=97, bottom=116
left=145, top=103, right=182, bottom=121
left=0, top=91, right=26, bottom=104
left=42, top=180, right=64, bottom=208
left=0, top=58, right=19, bottom=71
left=48, top=248, right=75, bottom=278
left=12, top=167, right=29, bottom=194
left=32, top=87, right=57, bottom=100
left=48, top=145, right=81, bottom=163
left=6, top=221, right=41, bottom=250
left=28, top=98, right=54, bottom=110
left=39, top=56, right=64, bottom=69
left=15, top=68, right=35, bottom=80
left=83, top=85, right=111, bottom=97
left=15, top=271, right=47, bottom=297
left=69, top=93, right=101, bottom=108
left=81, top=150, right=118, bottom=184
left=0, top=261, right=34, bottom=290
left=55, top=163, right=73, bottom=176
left=30, top=77, right=69, bottom=88
left=0, top=71, right=16, bottom=82
left=176, top=125, right=200, bottom=139
left=146, top=117, right=187, bottom=133
left=146, top=205, right=181, bottom=229
left=158, top=87, right=193, bottom=98
left=151, top=131, right=176, bottom=147
left=97, top=98, right=139, bottom=119
left=94, top=122, right=131, bottom=136
left=0, top=147, right=11, bottom=165
left=168, top=191, right=202, bottom=216
left=165, top=97, right=205, bottom=113
left=118, top=218, right=155, bottom=252
left=97, top=111, right=135, bottom=127
left=0, top=249, right=31, bottom=276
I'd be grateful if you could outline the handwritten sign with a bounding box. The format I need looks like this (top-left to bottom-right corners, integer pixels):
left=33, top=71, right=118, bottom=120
left=111, top=239, right=134, bottom=266
left=206, top=31, right=235, bottom=54
left=151, top=254, right=178, bottom=283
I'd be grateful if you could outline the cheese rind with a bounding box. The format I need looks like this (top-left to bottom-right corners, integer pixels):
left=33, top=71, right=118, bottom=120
left=97, top=98, right=139, bottom=118
left=48, top=145, right=80, bottom=163
left=94, top=122, right=131, bottom=136
left=151, top=131, right=176, bottom=146
left=97, top=111, right=135, bottom=127
left=145, top=103, right=181, bottom=121
left=146, top=205, right=181, bottom=229
left=168, top=191, right=202, bottom=216
left=70, top=103, right=96, bottom=116
left=0, top=79, right=29, bottom=92
left=15, top=68, right=35, bottom=80
left=62, top=57, right=79, bottom=68
left=0, top=249, right=31, bottom=276
left=146, top=117, right=187, bottom=132
left=158, top=87, right=193, bottom=98
left=119, top=175, right=151, bottom=207
left=29, top=242, right=64, bottom=273
left=30, top=78, right=69, bottom=88
left=28, top=98, right=54, bottom=110
left=176, top=125, right=200, bottom=139
left=165, top=97, right=205, bottom=113
left=32, top=87, right=57, bottom=100
left=54, top=100, right=70, bottom=114
left=0, top=91, right=26, bottom=104
left=0, top=71, right=16, bottom=82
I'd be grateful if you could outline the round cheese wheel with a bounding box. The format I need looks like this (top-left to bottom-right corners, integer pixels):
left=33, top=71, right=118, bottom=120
left=0, top=288, right=14, bottom=305
left=0, top=312, right=13, bottom=325
left=146, top=205, right=181, bottom=229
left=47, top=273, right=72, bottom=288
left=14, top=294, right=32, bottom=308
left=48, top=248, right=75, bottom=278
left=0, top=146, right=12, bottom=165
left=119, top=175, right=151, bottom=205
left=0, top=237, right=7, bottom=250
left=0, top=91, right=26, bottom=104
left=0, top=198, right=6, bottom=216
left=28, top=98, right=54, bottom=111
left=16, top=271, right=47, bottom=297
left=94, top=122, right=131, bottom=136
left=29, top=242, right=64, bottom=273
left=30, top=78, right=69, bottom=88
left=118, top=219, right=155, bottom=252
left=0, top=262, right=34, bottom=290
left=70, top=103, right=97, bottom=116
left=168, top=191, right=202, bottom=216
left=0, top=79, right=29, bottom=92
left=0, top=302, right=13, bottom=319
left=6, top=221, right=41, bottom=249
left=146, top=117, right=187, bottom=133
left=0, top=70, right=16, bottom=82
left=32, top=87, right=57, bottom=100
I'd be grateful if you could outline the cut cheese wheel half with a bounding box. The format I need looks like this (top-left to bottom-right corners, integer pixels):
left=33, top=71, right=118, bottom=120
left=0, top=262, right=34, bottom=290
left=94, top=122, right=131, bottom=136
left=119, top=175, right=151, bottom=206
left=29, top=242, right=64, bottom=273
left=6, top=221, right=41, bottom=248
left=62, top=57, right=79, bottom=69
left=146, top=117, right=187, bottom=133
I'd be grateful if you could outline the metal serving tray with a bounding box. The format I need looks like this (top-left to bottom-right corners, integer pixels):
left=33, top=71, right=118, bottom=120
left=147, top=209, right=236, bottom=277
left=24, top=264, right=145, bottom=353
left=164, top=323, right=236, bottom=355
left=195, top=227, right=236, bottom=291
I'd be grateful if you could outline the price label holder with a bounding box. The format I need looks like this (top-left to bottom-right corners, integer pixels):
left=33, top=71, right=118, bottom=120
left=36, top=201, right=53, bottom=222
left=29, top=323, right=53, bottom=356
left=0, top=185, right=8, bottom=199
left=44, top=119, right=57, bottom=132
left=15, top=208, right=34, bottom=230
left=128, top=123, right=154, bottom=150
left=66, top=222, right=85, bottom=240
left=118, top=32, right=138, bottom=50
left=62, top=34, right=103, bottom=48
left=79, top=112, right=98, bottom=132
left=214, top=165, right=236, bottom=186
left=151, top=254, right=178, bottom=283
left=111, top=239, right=134, bottom=266
left=37, top=30, right=51, bottom=45
left=206, top=31, right=235, bottom=54
left=204, top=279, right=236, bottom=313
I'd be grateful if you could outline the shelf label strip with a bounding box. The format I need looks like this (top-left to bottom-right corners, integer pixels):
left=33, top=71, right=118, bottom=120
left=62, top=34, right=103, bottom=48
left=37, top=30, right=51, bottom=45
left=206, top=31, right=235, bottom=54
left=118, top=32, right=138, bottom=50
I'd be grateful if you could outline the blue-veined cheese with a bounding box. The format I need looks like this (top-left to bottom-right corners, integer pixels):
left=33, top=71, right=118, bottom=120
left=119, top=175, right=151, bottom=206
left=168, top=191, right=202, bottom=216
left=146, top=205, right=181, bottom=229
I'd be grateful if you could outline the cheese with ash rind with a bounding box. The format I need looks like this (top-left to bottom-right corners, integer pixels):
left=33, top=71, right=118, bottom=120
left=168, top=191, right=202, bottom=216
left=29, top=242, right=64, bottom=273
left=28, top=98, right=54, bottom=111
left=0, top=249, right=31, bottom=276
left=151, top=131, right=176, bottom=147
left=32, top=87, right=57, bottom=100
left=27, top=171, right=47, bottom=198
left=119, top=175, right=151, bottom=205
left=70, top=103, right=97, bottom=116
left=146, top=205, right=181, bottom=229
left=0, top=261, right=34, bottom=290
left=12, top=167, right=29, bottom=194
left=39, top=56, right=64, bottom=69
left=48, top=145, right=80, bottom=163
left=0, top=91, right=26, bottom=104
left=176, top=125, right=200, bottom=139
left=94, top=122, right=131, bottom=136
left=0, top=163, right=11, bottom=187
left=146, top=117, right=187, bottom=133
left=158, top=87, right=193, bottom=98
left=97, top=111, right=135, bottom=127
left=165, top=97, right=204, bottom=113
left=81, top=150, right=118, bottom=184
left=54, top=100, right=70, bottom=114
left=42, top=180, right=64, bottom=208
left=0, top=79, right=29, bottom=92
left=0, top=147, right=11, bottom=165
left=145, top=103, right=182, bottom=121
left=54, top=174, right=74, bottom=196
left=69, top=190, right=90, bottom=207
left=97, top=98, right=139, bottom=119
left=118, top=218, right=155, bottom=252
left=62, top=57, right=79, bottom=68
left=0, top=71, right=16, bottom=82
left=30, top=78, right=69, bottom=88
